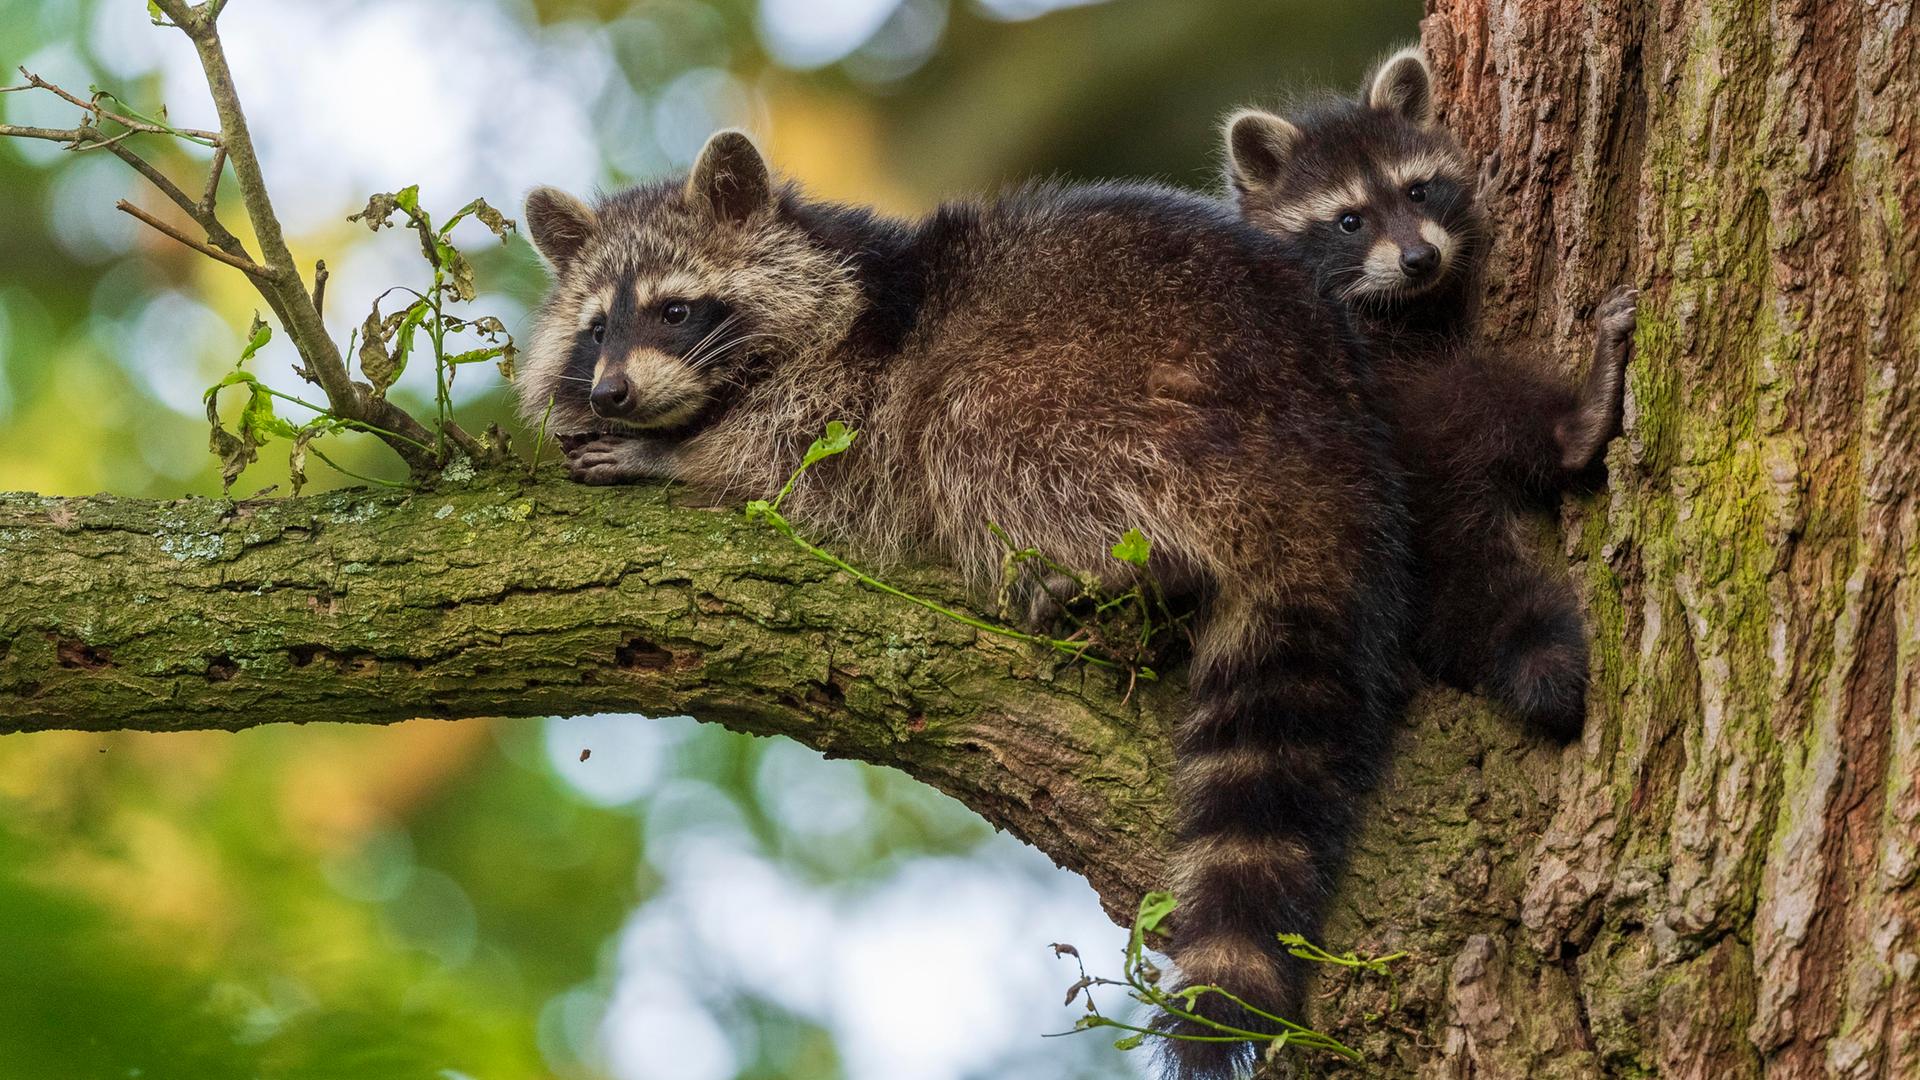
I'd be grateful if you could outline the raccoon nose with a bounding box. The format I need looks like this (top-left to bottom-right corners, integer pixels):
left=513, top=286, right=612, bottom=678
left=590, top=374, right=634, bottom=417
left=1400, top=242, right=1441, bottom=278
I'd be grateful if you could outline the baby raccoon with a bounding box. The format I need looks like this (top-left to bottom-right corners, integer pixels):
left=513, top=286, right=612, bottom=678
left=520, top=133, right=1413, bottom=1080
left=1223, top=47, right=1637, bottom=740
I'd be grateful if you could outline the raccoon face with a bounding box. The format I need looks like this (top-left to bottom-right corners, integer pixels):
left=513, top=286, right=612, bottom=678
left=518, top=131, right=860, bottom=436
left=1225, top=48, right=1482, bottom=308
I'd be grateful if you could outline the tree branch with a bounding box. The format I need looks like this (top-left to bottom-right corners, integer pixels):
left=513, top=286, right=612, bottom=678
left=0, top=478, right=1182, bottom=922
left=116, top=199, right=270, bottom=277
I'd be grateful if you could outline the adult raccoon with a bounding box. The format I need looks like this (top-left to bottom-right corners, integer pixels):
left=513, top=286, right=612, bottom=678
left=1224, top=47, right=1637, bottom=740
left=520, top=132, right=1413, bottom=1079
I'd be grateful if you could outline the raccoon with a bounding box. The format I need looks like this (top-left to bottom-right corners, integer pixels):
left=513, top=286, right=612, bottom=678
left=1222, top=47, right=1637, bottom=740
left=520, top=131, right=1414, bottom=1079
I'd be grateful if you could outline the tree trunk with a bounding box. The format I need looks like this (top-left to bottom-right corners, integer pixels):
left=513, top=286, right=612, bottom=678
left=1304, top=2, right=1917, bottom=1077
left=1, top=3, right=1912, bottom=1075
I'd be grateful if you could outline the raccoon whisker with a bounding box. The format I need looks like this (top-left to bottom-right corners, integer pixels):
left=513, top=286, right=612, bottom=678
left=682, top=312, right=742, bottom=363
left=689, top=332, right=794, bottom=370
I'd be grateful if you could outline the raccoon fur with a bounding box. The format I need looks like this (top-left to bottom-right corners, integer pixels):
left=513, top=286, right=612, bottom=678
left=519, top=131, right=1414, bottom=1079
left=1223, top=47, right=1637, bottom=740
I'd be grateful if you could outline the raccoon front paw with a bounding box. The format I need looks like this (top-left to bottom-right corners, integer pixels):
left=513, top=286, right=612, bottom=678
left=566, top=435, right=672, bottom=486
left=1594, top=285, right=1638, bottom=347
left=1018, top=571, right=1087, bottom=634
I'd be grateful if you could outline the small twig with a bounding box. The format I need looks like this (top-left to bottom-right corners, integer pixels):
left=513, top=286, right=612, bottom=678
left=200, top=143, right=227, bottom=211
left=13, top=68, right=221, bottom=145
left=0, top=123, right=91, bottom=141
left=116, top=199, right=270, bottom=277
left=70, top=128, right=138, bottom=153
left=311, top=260, right=329, bottom=319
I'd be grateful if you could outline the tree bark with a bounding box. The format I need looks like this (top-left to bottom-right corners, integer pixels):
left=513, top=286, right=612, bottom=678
left=1302, top=1, right=1917, bottom=1077
left=1, top=2, right=1913, bottom=1075
left=0, top=481, right=1177, bottom=923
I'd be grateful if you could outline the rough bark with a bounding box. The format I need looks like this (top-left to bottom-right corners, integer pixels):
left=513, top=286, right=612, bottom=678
left=0, top=481, right=1177, bottom=923
left=1304, top=2, right=1918, bottom=1077
left=1, top=2, right=1913, bottom=1075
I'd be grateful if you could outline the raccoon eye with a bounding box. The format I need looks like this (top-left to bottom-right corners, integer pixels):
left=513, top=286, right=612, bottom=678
left=661, top=300, right=691, bottom=326
left=589, top=318, right=607, bottom=344
left=1338, top=213, right=1363, bottom=233
left=1408, top=182, right=1429, bottom=203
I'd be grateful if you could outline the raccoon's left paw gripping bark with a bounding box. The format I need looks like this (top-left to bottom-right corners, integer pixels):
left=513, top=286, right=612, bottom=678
left=566, top=435, right=674, bottom=486
left=1556, top=285, right=1638, bottom=472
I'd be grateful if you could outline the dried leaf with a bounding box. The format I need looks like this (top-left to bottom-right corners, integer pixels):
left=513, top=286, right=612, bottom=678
left=358, top=307, right=398, bottom=395
left=205, top=391, right=256, bottom=495
left=348, top=191, right=401, bottom=232
left=289, top=427, right=318, bottom=496
left=441, top=197, right=516, bottom=241
left=1063, top=976, right=1093, bottom=1007
left=439, top=242, right=476, bottom=301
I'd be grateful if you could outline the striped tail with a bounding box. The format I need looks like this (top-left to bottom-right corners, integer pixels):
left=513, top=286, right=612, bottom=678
left=1154, top=600, right=1403, bottom=1080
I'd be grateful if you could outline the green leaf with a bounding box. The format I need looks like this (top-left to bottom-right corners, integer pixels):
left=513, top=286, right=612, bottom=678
left=744, top=499, right=772, bottom=523
left=1137, top=891, right=1178, bottom=934
left=237, top=312, right=272, bottom=367
left=239, top=387, right=298, bottom=443
left=1110, top=527, right=1152, bottom=566
left=393, top=300, right=430, bottom=367
left=147, top=1, right=168, bottom=26
left=1113, top=1034, right=1146, bottom=1052
left=445, top=346, right=507, bottom=367
left=802, top=420, right=858, bottom=467
left=394, top=184, right=420, bottom=215
left=1127, top=891, right=1178, bottom=970
left=204, top=369, right=258, bottom=400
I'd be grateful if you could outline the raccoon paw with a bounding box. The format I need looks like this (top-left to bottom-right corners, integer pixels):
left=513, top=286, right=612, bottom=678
left=1019, top=571, right=1087, bottom=633
left=566, top=435, right=672, bottom=485
left=1595, top=285, right=1638, bottom=347
left=1488, top=599, right=1591, bottom=741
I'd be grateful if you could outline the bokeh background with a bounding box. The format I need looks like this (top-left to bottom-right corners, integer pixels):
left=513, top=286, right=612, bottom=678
left=0, top=2, right=1415, bottom=1077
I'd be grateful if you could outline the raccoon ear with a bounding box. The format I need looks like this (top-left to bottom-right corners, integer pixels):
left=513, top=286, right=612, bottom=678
left=525, top=187, right=597, bottom=272
left=687, top=129, right=773, bottom=224
left=1365, top=46, right=1435, bottom=126
left=1224, top=109, right=1301, bottom=194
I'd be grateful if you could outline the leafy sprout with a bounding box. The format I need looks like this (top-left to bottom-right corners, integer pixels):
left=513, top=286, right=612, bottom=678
left=204, top=188, right=520, bottom=494
left=1049, top=892, right=1407, bottom=1065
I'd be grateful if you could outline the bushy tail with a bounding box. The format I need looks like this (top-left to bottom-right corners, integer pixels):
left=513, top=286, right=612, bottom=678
left=1154, top=599, right=1403, bottom=1080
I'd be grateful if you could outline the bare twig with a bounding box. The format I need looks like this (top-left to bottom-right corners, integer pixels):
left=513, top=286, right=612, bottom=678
left=13, top=68, right=221, bottom=145
left=116, top=199, right=270, bottom=277
left=0, top=123, right=92, bottom=142
left=311, top=260, right=329, bottom=319
left=200, top=143, right=227, bottom=211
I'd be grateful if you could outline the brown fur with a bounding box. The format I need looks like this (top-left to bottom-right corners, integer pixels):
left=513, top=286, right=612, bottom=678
left=523, top=132, right=1416, bottom=1080
left=1224, top=47, right=1636, bottom=739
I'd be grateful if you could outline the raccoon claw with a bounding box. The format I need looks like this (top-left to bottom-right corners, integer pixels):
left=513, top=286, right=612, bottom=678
left=1595, top=286, right=1638, bottom=345
left=566, top=436, right=671, bottom=485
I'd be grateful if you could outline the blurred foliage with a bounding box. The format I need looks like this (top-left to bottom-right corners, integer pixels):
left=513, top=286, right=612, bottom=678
left=0, top=0, right=1414, bottom=1077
